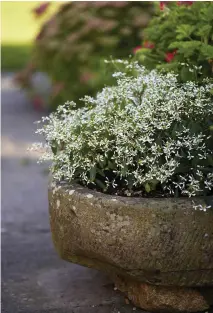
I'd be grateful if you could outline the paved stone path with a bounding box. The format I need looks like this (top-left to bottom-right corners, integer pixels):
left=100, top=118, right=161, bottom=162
left=1, top=73, right=147, bottom=313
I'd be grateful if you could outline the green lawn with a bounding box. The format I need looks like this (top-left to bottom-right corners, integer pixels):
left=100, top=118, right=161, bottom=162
left=1, top=1, right=61, bottom=70
left=1, top=44, right=33, bottom=70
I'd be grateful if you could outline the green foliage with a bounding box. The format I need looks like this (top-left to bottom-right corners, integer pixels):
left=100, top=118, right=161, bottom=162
left=1, top=44, right=32, bottom=70
left=34, top=61, right=213, bottom=208
left=136, top=1, right=213, bottom=82
left=31, top=1, right=154, bottom=109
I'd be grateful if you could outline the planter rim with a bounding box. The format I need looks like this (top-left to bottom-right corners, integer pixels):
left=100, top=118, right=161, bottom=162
left=50, top=179, right=212, bottom=209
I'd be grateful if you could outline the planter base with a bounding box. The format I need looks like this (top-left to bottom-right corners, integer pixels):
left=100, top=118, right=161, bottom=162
left=112, top=275, right=211, bottom=312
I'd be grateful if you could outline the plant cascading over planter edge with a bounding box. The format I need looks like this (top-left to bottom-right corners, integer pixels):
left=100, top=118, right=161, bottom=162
left=32, top=60, right=213, bottom=211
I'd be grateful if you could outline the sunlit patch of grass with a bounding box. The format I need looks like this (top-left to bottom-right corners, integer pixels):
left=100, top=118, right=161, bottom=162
left=1, top=44, right=33, bottom=70
left=1, top=1, right=61, bottom=70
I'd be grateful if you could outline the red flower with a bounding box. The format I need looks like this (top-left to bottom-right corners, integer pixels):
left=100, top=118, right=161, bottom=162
left=33, top=2, right=50, bottom=17
left=32, top=96, right=43, bottom=111
left=177, top=1, right=193, bottom=6
left=143, top=41, right=155, bottom=49
left=165, top=50, right=177, bottom=62
left=132, top=45, right=142, bottom=54
left=159, top=1, right=166, bottom=10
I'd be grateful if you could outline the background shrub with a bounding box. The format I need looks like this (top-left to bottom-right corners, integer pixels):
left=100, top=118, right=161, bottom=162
left=136, top=1, right=213, bottom=83
left=28, top=1, right=154, bottom=110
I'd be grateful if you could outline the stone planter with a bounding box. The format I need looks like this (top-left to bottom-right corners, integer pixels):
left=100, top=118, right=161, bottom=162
left=49, top=181, right=213, bottom=312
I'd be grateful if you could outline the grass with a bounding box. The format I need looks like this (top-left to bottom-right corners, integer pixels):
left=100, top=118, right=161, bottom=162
left=1, top=1, right=61, bottom=71
left=1, top=44, right=33, bottom=70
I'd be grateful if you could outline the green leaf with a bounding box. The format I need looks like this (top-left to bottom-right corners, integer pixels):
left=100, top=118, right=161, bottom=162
left=96, top=167, right=105, bottom=177
left=169, top=41, right=201, bottom=58
left=89, top=166, right=96, bottom=181
left=180, top=66, right=196, bottom=82
left=95, top=179, right=106, bottom=191
left=150, top=179, right=159, bottom=191
left=51, top=144, right=57, bottom=155
left=200, top=44, right=213, bottom=60
left=207, top=155, right=213, bottom=166
left=108, top=160, right=115, bottom=170
left=195, top=25, right=212, bottom=38
left=176, top=24, right=195, bottom=40
left=145, top=183, right=151, bottom=193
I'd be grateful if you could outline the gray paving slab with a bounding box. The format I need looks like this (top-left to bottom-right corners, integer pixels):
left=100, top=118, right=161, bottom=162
left=1, top=73, right=147, bottom=313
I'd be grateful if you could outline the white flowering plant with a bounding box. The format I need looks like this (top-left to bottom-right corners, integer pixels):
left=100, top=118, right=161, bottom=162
left=34, top=61, right=213, bottom=208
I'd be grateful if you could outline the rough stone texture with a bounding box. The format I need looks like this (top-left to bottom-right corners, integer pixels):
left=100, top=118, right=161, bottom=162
left=49, top=182, right=213, bottom=288
left=113, top=275, right=209, bottom=312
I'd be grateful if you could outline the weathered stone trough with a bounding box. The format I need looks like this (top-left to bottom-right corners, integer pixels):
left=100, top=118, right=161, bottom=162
left=49, top=181, right=213, bottom=312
